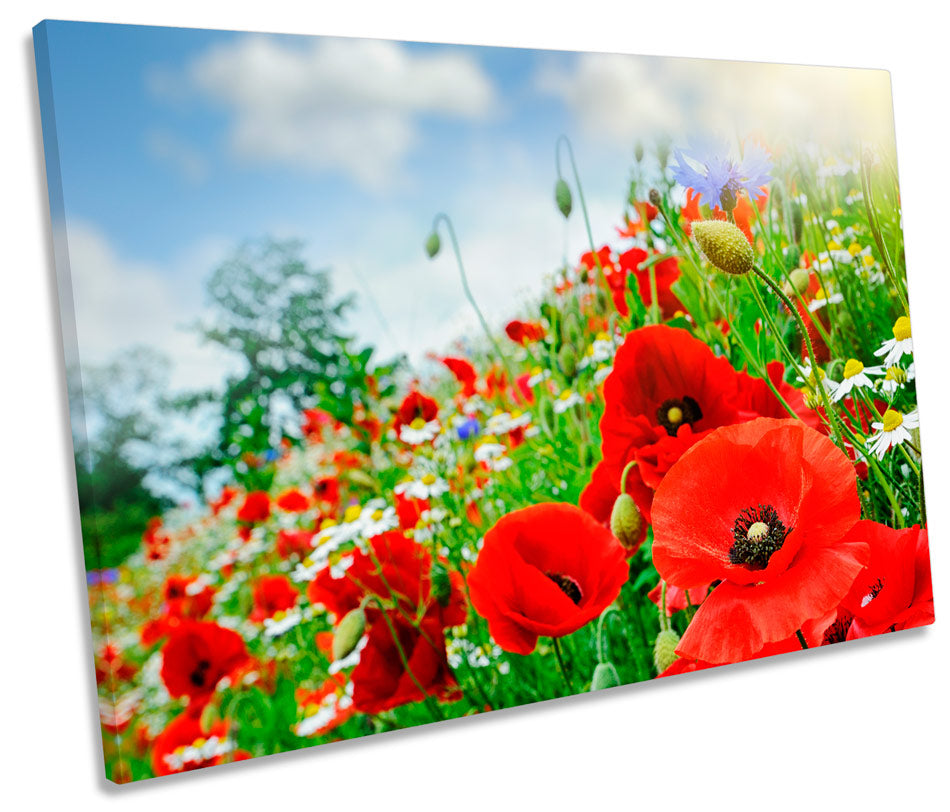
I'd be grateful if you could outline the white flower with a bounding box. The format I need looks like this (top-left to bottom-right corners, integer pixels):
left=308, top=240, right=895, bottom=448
left=552, top=390, right=583, bottom=414
left=399, top=418, right=441, bottom=444
left=874, top=316, right=913, bottom=367
left=485, top=410, right=533, bottom=436
left=263, top=608, right=303, bottom=639
left=296, top=682, right=354, bottom=737
left=593, top=364, right=613, bottom=384
left=394, top=472, right=449, bottom=501
left=328, top=635, right=368, bottom=674
left=868, top=409, right=919, bottom=460
left=163, top=735, right=235, bottom=772
left=831, top=358, right=882, bottom=402
left=527, top=367, right=551, bottom=387
left=474, top=441, right=512, bottom=472
left=877, top=363, right=915, bottom=396
left=798, top=364, right=838, bottom=396
left=807, top=289, right=845, bottom=312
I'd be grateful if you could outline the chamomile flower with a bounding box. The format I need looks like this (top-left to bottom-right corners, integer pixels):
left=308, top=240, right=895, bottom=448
left=163, top=736, right=235, bottom=773
left=552, top=389, right=583, bottom=414
left=593, top=364, right=613, bottom=384
left=327, top=635, right=368, bottom=674
left=874, top=316, right=913, bottom=367
left=807, top=286, right=845, bottom=313
left=868, top=408, right=919, bottom=460
left=474, top=440, right=512, bottom=472
left=527, top=366, right=551, bottom=387
left=394, top=472, right=449, bottom=500
left=262, top=608, right=303, bottom=640
left=485, top=410, right=532, bottom=436
left=398, top=417, right=441, bottom=445
left=877, top=363, right=916, bottom=396
left=832, top=358, right=882, bottom=402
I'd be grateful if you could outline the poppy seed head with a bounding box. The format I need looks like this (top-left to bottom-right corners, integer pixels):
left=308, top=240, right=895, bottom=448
left=692, top=220, right=754, bottom=276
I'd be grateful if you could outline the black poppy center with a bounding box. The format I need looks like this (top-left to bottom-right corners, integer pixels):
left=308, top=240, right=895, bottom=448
left=546, top=572, right=583, bottom=605
left=729, top=504, right=792, bottom=570
left=656, top=395, right=703, bottom=437
left=190, top=659, right=211, bottom=688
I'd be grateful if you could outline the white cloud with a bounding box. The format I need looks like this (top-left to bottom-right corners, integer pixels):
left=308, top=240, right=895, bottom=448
left=62, top=220, right=239, bottom=392
left=536, top=52, right=895, bottom=148
left=186, top=35, right=497, bottom=189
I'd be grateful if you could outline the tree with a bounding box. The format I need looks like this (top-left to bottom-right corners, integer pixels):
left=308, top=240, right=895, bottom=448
left=190, top=238, right=400, bottom=488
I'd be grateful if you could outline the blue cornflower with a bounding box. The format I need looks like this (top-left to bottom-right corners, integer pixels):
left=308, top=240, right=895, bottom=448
left=670, top=137, right=772, bottom=212
left=456, top=417, right=480, bottom=441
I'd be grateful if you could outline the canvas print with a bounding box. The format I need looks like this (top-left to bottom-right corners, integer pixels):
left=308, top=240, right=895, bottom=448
left=34, top=20, right=934, bottom=783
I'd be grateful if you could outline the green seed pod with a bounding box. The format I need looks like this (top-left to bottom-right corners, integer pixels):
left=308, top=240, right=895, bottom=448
left=558, top=344, right=578, bottom=378
left=786, top=267, right=809, bottom=296
left=692, top=220, right=754, bottom=276
left=347, top=469, right=377, bottom=490
left=653, top=628, right=681, bottom=674
left=555, top=178, right=573, bottom=219
left=590, top=661, right=621, bottom=691
left=425, top=231, right=441, bottom=259
left=332, top=607, right=366, bottom=661
left=609, top=492, right=643, bottom=551
left=430, top=561, right=452, bottom=607
left=540, top=397, right=556, bottom=432
left=561, top=311, right=581, bottom=346
left=595, top=286, right=611, bottom=313
left=199, top=701, right=221, bottom=732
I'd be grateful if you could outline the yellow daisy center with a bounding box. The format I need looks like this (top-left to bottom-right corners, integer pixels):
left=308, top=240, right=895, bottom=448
left=892, top=316, right=911, bottom=342
left=843, top=359, right=864, bottom=379
left=421, top=473, right=437, bottom=485
left=409, top=417, right=426, bottom=430
left=343, top=505, right=361, bottom=523
left=881, top=410, right=904, bottom=433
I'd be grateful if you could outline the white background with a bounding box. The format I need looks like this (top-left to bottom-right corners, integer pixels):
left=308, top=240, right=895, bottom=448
left=2, top=1, right=946, bottom=808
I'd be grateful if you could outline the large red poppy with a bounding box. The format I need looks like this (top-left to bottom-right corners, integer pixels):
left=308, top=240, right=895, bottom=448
left=468, top=503, right=628, bottom=654
left=442, top=356, right=477, bottom=397
left=652, top=418, right=867, bottom=664
left=836, top=521, right=933, bottom=640
left=581, top=327, right=815, bottom=525
left=393, top=390, right=439, bottom=434
left=351, top=606, right=461, bottom=714
left=160, top=620, right=250, bottom=703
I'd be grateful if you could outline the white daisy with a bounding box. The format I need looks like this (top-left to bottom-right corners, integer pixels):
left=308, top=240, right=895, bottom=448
left=552, top=390, right=583, bottom=414
left=485, top=410, right=533, bottom=436
left=868, top=408, right=919, bottom=460
left=473, top=440, right=512, bottom=472
left=874, top=316, right=913, bottom=367
left=399, top=418, right=441, bottom=445
left=328, top=635, right=369, bottom=674
left=263, top=608, right=303, bottom=640
left=877, top=363, right=916, bottom=396
left=832, top=358, right=882, bottom=402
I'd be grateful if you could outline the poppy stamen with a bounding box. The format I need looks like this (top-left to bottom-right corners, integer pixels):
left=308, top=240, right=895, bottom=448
left=729, top=504, right=791, bottom=570
left=656, top=395, right=702, bottom=436
left=545, top=572, right=583, bottom=605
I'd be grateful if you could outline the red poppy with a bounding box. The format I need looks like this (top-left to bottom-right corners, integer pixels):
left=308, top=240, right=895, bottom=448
left=681, top=188, right=701, bottom=235
left=150, top=712, right=249, bottom=777
left=505, top=319, right=545, bottom=345
left=652, top=418, right=867, bottom=664
left=163, top=574, right=214, bottom=620
left=209, top=486, right=238, bottom=515
left=160, top=620, right=250, bottom=703
left=276, top=528, right=315, bottom=559
left=276, top=488, right=310, bottom=513
left=835, top=521, right=933, bottom=640
left=236, top=491, right=271, bottom=524
left=313, top=476, right=341, bottom=511
left=442, top=356, right=477, bottom=397
left=351, top=605, right=461, bottom=714
left=394, top=390, right=439, bottom=435
left=468, top=503, right=628, bottom=654
left=250, top=575, right=299, bottom=622
left=618, top=247, right=686, bottom=319
left=296, top=672, right=357, bottom=737
left=306, top=531, right=466, bottom=626
left=301, top=408, right=333, bottom=441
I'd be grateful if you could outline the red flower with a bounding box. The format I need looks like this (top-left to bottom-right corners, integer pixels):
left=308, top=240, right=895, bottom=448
left=296, top=673, right=357, bottom=737
left=351, top=606, right=461, bottom=714
left=163, top=574, right=214, bottom=620
left=468, top=503, right=628, bottom=654
left=276, top=488, right=310, bottom=513
left=618, top=247, right=686, bottom=319
left=652, top=418, right=867, bottom=664
left=681, top=188, right=701, bottom=235
left=313, top=476, right=341, bottom=511
left=237, top=491, right=271, bottom=524
left=581, top=327, right=815, bottom=525
left=250, top=575, right=299, bottom=622
left=442, top=356, right=477, bottom=397
left=836, top=521, right=934, bottom=640
left=209, top=486, right=237, bottom=515
left=394, top=390, right=439, bottom=435
left=150, top=711, right=249, bottom=777
left=276, top=528, right=315, bottom=559
left=160, top=620, right=250, bottom=703
left=504, top=319, right=545, bottom=345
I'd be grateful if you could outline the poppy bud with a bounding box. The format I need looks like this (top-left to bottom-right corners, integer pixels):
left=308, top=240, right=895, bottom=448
left=786, top=268, right=809, bottom=296
left=634, top=140, right=645, bottom=163
left=561, top=311, right=581, bottom=345
left=791, top=203, right=804, bottom=244
left=784, top=244, right=803, bottom=273
left=347, top=469, right=377, bottom=489
left=200, top=702, right=220, bottom=731
left=692, top=220, right=754, bottom=276
left=590, top=661, right=621, bottom=690
left=558, top=344, right=578, bottom=378
left=609, top=492, right=643, bottom=551
left=555, top=178, right=573, bottom=218
left=430, top=561, right=452, bottom=607
left=540, top=398, right=556, bottom=432
left=425, top=231, right=441, bottom=259
left=648, top=187, right=662, bottom=208
left=595, top=287, right=611, bottom=313
left=332, top=607, right=366, bottom=661
left=653, top=628, right=681, bottom=674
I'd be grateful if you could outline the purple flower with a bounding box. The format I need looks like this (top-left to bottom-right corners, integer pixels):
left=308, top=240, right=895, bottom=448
left=671, top=138, right=772, bottom=211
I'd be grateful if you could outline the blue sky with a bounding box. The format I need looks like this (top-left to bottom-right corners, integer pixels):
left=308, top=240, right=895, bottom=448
left=35, top=20, right=897, bottom=394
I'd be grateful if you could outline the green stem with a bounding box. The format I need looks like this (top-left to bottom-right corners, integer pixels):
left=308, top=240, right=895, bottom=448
left=551, top=636, right=575, bottom=694
left=796, top=629, right=808, bottom=649
left=432, top=213, right=517, bottom=387
left=556, top=135, right=606, bottom=289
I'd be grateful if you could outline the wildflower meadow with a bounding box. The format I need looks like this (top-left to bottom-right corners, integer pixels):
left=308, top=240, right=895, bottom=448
left=79, top=128, right=936, bottom=783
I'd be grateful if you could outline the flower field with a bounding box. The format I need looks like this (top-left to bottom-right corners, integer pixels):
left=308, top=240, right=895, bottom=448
left=89, top=137, right=934, bottom=782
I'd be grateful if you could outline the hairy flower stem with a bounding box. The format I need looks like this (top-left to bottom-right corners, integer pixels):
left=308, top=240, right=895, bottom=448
left=555, top=135, right=606, bottom=289
left=551, top=636, right=575, bottom=694
left=860, top=155, right=908, bottom=314
left=431, top=213, right=517, bottom=388
left=750, top=265, right=844, bottom=447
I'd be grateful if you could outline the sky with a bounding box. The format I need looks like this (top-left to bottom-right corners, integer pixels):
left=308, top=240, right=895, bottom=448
left=35, top=20, right=898, bottom=397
